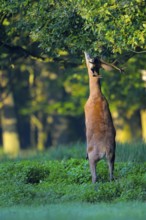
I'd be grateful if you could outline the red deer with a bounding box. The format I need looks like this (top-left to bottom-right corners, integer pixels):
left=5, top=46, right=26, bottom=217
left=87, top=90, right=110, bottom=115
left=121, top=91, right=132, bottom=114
left=84, top=52, right=119, bottom=183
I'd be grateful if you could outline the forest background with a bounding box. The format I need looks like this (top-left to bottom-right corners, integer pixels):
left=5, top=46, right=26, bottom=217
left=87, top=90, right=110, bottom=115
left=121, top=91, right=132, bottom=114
left=0, top=0, right=146, bottom=157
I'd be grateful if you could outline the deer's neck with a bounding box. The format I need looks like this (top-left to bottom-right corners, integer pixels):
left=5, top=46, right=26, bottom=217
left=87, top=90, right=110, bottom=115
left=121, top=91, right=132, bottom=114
left=89, top=74, right=102, bottom=98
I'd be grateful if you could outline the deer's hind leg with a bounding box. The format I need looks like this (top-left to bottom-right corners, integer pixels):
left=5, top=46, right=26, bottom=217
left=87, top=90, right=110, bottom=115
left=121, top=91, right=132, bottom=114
left=88, top=150, right=100, bottom=183
left=107, top=152, right=115, bottom=181
left=89, top=158, right=97, bottom=183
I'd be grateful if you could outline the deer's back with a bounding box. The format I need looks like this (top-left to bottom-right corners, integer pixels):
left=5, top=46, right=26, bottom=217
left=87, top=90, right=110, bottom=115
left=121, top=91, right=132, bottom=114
left=85, top=96, right=116, bottom=146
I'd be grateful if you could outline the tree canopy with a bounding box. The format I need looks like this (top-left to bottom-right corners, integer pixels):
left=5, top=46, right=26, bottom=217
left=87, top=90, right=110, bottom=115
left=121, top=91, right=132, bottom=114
left=1, top=0, right=146, bottom=61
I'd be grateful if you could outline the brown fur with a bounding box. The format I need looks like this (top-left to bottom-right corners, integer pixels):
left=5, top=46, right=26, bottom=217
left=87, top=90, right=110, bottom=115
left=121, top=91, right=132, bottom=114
left=84, top=53, right=116, bottom=183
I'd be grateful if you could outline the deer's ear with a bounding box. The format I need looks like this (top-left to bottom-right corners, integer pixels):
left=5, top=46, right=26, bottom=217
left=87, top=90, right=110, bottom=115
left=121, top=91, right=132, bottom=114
left=101, top=63, right=114, bottom=71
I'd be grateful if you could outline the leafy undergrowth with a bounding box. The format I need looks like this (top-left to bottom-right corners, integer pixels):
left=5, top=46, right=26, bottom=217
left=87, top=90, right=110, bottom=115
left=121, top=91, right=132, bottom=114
left=0, top=159, right=145, bottom=206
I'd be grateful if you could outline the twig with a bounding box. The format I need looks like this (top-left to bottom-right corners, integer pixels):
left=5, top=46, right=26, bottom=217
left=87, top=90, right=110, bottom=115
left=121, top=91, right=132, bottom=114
left=128, top=49, right=146, bottom=54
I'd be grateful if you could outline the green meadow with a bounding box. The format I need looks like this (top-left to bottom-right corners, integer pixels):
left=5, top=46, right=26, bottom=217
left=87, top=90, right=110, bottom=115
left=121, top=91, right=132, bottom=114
left=0, top=202, right=146, bottom=220
left=0, top=142, right=146, bottom=220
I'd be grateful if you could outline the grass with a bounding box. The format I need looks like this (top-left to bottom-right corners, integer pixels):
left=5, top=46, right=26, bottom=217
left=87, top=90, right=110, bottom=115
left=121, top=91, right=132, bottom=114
left=0, top=141, right=146, bottom=219
left=0, top=202, right=146, bottom=220
left=0, top=159, right=145, bottom=205
left=0, top=141, right=146, bottom=162
left=36, top=141, right=146, bottom=162
left=115, top=141, right=146, bottom=162
left=1, top=140, right=145, bottom=162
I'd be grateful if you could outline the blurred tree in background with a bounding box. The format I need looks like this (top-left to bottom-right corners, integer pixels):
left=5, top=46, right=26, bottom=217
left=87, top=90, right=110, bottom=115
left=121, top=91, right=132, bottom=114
left=0, top=0, right=146, bottom=156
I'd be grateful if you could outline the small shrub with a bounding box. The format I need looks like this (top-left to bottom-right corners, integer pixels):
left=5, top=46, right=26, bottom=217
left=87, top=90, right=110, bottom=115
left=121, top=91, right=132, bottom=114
left=25, top=167, right=50, bottom=184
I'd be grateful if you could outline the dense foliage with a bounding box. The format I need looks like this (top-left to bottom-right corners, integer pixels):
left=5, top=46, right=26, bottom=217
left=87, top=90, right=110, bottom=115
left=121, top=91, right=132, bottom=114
left=1, top=0, right=146, bottom=59
left=0, top=158, right=145, bottom=206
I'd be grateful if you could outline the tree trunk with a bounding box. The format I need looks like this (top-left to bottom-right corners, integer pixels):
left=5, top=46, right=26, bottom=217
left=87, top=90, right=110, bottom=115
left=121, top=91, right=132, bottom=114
left=1, top=93, right=20, bottom=156
left=141, top=110, right=146, bottom=141
left=30, top=114, right=46, bottom=151
left=37, top=128, right=46, bottom=151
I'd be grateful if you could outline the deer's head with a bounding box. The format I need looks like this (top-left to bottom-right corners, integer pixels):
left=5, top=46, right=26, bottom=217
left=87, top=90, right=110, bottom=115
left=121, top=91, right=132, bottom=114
left=84, top=52, right=124, bottom=76
left=84, top=52, right=101, bottom=77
